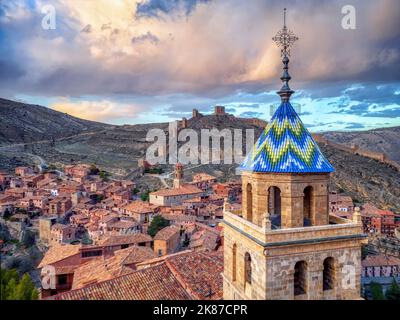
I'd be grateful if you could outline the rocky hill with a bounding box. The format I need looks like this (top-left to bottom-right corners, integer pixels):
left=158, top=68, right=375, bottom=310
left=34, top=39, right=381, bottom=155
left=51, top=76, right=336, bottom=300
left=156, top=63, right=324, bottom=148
left=0, top=98, right=399, bottom=212
left=0, top=98, right=110, bottom=146
left=322, top=126, right=400, bottom=164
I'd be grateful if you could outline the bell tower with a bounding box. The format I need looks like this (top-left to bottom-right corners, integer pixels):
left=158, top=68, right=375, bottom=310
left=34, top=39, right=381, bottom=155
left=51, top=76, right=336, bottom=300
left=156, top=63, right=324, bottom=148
left=173, top=163, right=184, bottom=188
left=222, top=9, right=367, bottom=300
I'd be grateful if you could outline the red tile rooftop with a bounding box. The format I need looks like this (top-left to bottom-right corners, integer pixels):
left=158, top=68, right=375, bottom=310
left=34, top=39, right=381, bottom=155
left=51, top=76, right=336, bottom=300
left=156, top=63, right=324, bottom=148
left=50, top=263, right=191, bottom=300
left=99, top=233, right=152, bottom=247
left=123, top=200, right=158, bottom=213
left=38, top=244, right=81, bottom=268
left=154, top=225, right=180, bottom=241
left=150, top=184, right=202, bottom=197
left=48, top=250, right=223, bottom=300
left=362, top=254, right=400, bottom=267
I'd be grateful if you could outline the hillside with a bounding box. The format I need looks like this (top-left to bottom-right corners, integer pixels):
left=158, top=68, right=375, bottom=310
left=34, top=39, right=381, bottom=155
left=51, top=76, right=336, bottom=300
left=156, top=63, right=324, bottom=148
left=0, top=98, right=110, bottom=145
left=0, top=98, right=399, bottom=212
left=322, top=126, right=400, bottom=164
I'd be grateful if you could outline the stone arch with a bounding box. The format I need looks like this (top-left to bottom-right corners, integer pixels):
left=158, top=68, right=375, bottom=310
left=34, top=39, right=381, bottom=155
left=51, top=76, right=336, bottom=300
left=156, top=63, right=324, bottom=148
left=244, top=252, right=252, bottom=285
left=246, top=183, right=253, bottom=223
left=268, top=186, right=281, bottom=227
left=323, top=257, right=335, bottom=291
left=294, top=260, right=307, bottom=296
left=303, top=186, right=313, bottom=226
left=232, top=243, right=237, bottom=282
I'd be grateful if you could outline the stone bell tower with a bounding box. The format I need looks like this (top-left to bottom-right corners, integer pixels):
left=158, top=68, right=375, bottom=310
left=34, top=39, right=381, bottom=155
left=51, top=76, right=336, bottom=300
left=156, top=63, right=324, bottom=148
left=173, top=163, right=184, bottom=188
left=222, top=9, right=367, bottom=300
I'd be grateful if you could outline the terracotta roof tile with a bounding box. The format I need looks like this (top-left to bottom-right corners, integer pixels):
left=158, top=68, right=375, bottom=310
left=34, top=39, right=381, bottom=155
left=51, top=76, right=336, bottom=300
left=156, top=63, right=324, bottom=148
left=51, top=263, right=191, bottom=300
left=38, top=244, right=81, bottom=268
left=151, top=185, right=202, bottom=197
left=154, top=225, right=180, bottom=241
left=362, top=254, right=400, bottom=267
left=99, top=233, right=152, bottom=247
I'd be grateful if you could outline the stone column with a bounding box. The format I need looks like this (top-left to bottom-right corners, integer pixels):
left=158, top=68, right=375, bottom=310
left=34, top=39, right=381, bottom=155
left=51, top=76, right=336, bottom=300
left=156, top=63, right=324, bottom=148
left=307, top=265, right=324, bottom=300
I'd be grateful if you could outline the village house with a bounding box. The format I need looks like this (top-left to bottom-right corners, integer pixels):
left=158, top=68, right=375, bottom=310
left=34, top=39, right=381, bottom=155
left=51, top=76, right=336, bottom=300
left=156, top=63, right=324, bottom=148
left=50, top=223, right=76, bottom=244
left=362, top=203, right=400, bottom=236
left=362, top=254, right=400, bottom=298
left=190, top=173, right=217, bottom=191
left=64, top=164, right=91, bottom=181
left=0, top=171, right=12, bottom=189
left=47, top=196, right=72, bottom=217
left=122, top=200, right=159, bottom=224
left=50, top=250, right=224, bottom=300
left=22, top=174, right=44, bottom=188
left=38, top=244, right=82, bottom=298
left=150, top=164, right=204, bottom=206
left=70, top=214, right=90, bottom=228
left=329, top=191, right=354, bottom=219
left=5, top=187, right=27, bottom=199
left=154, top=225, right=181, bottom=257
left=70, top=246, right=156, bottom=290
left=15, top=166, right=34, bottom=177
left=107, top=219, right=140, bottom=235
left=99, top=233, right=153, bottom=254
left=149, top=185, right=204, bottom=206
left=189, top=226, right=221, bottom=252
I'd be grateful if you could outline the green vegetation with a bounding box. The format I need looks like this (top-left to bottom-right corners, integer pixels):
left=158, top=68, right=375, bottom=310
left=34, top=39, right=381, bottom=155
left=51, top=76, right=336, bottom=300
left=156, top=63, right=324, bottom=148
left=99, top=170, right=110, bottom=182
left=89, top=164, right=99, bottom=175
left=385, top=278, right=400, bottom=300
left=145, top=167, right=163, bottom=174
left=147, top=215, right=170, bottom=238
left=0, top=269, right=39, bottom=300
left=140, top=190, right=150, bottom=202
left=361, top=245, right=368, bottom=260
left=370, top=282, right=385, bottom=300
left=132, top=188, right=140, bottom=195
left=21, top=230, right=36, bottom=247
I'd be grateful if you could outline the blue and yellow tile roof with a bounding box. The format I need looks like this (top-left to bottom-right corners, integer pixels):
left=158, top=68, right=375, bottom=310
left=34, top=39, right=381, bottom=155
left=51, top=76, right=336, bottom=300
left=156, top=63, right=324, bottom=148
left=240, top=102, right=334, bottom=173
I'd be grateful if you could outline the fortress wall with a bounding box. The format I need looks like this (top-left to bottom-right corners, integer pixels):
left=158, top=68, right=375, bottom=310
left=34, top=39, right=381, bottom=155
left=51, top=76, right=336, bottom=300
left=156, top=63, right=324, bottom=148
left=312, top=134, right=399, bottom=172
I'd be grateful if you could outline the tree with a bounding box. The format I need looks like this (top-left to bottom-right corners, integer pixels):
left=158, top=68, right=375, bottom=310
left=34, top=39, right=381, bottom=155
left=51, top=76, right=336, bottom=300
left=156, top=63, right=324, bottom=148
left=89, top=164, right=99, bottom=175
left=0, top=269, right=38, bottom=300
left=147, top=215, right=170, bottom=238
left=22, top=230, right=36, bottom=247
left=361, top=245, right=368, bottom=260
left=99, top=170, right=110, bottom=182
left=140, top=190, right=150, bottom=202
left=3, top=208, right=12, bottom=220
left=385, top=278, right=400, bottom=300
left=370, top=282, right=385, bottom=300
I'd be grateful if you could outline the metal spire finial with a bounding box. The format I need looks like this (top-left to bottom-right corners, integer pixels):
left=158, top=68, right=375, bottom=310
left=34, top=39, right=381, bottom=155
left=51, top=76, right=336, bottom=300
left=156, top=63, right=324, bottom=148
left=272, top=8, right=298, bottom=102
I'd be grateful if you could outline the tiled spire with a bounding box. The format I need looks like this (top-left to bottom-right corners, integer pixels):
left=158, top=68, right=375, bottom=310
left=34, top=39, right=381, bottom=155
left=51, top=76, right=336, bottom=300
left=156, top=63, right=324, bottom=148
left=239, top=9, right=334, bottom=174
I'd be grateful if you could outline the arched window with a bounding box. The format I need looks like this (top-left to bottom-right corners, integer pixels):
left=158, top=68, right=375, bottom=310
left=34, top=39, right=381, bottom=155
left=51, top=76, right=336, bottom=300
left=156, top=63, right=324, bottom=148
left=268, top=186, right=281, bottom=228
left=303, top=186, right=313, bottom=225
left=294, top=261, right=307, bottom=296
left=268, top=186, right=281, bottom=215
left=246, top=183, right=253, bottom=223
left=244, top=252, right=252, bottom=285
left=323, top=257, right=335, bottom=291
left=232, top=244, right=237, bottom=282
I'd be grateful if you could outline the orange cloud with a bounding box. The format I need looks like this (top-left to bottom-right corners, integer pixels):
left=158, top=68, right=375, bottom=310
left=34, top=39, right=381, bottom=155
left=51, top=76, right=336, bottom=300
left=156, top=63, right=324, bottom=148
left=51, top=99, right=146, bottom=122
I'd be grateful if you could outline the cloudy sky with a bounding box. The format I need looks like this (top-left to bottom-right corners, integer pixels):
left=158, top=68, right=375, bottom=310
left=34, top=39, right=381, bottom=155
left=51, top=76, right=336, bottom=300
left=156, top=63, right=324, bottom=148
left=0, top=0, right=399, bottom=131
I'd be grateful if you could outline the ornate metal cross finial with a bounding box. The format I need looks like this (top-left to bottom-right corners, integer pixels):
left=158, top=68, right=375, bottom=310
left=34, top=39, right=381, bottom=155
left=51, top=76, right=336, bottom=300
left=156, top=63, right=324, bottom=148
left=272, top=8, right=299, bottom=102
left=272, top=8, right=298, bottom=57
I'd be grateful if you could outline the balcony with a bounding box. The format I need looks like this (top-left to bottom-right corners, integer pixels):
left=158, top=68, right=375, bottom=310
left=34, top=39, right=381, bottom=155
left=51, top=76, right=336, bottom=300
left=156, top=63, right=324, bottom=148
left=223, top=210, right=366, bottom=248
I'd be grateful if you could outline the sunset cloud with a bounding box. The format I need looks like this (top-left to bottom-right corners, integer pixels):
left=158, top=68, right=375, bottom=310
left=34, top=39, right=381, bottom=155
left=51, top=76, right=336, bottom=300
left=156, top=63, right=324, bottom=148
left=51, top=99, right=147, bottom=123
left=0, top=0, right=399, bottom=130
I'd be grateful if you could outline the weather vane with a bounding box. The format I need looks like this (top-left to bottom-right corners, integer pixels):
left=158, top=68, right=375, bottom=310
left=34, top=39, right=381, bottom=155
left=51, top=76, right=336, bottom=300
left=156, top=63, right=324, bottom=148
left=272, top=8, right=299, bottom=57
left=272, top=8, right=299, bottom=102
